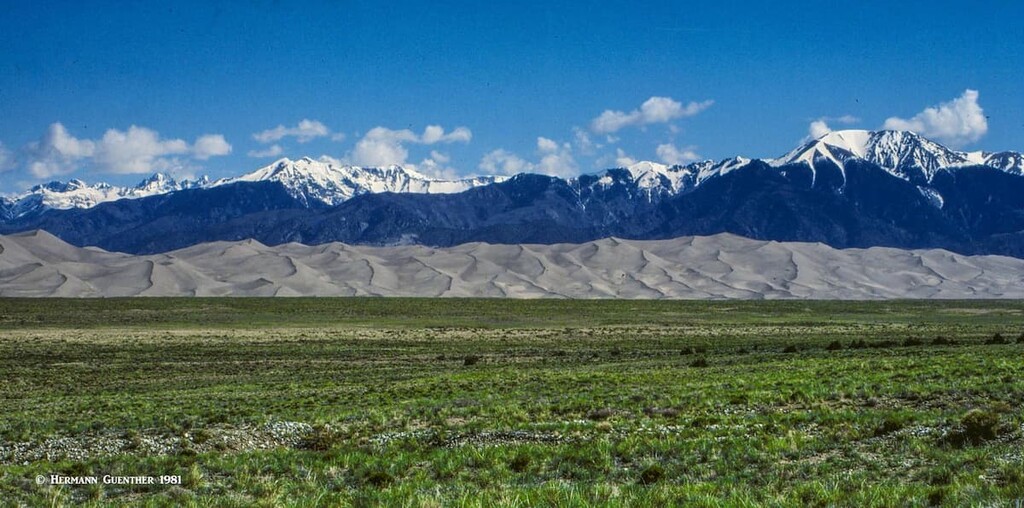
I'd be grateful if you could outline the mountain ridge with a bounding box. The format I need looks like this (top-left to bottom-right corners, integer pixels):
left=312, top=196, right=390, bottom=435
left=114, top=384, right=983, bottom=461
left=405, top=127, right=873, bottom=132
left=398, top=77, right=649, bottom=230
left=5, top=129, right=1022, bottom=218
left=2, top=130, right=1023, bottom=257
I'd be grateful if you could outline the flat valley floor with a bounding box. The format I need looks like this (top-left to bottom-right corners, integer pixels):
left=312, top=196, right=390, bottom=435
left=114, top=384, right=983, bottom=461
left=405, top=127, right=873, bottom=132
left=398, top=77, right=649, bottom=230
left=1, top=299, right=1023, bottom=506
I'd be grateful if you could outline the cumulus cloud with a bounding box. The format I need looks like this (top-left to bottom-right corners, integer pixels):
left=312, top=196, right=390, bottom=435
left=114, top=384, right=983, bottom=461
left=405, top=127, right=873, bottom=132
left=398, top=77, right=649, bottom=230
left=349, top=125, right=473, bottom=167
left=417, top=152, right=461, bottom=180
left=808, top=115, right=860, bottom=139
left=22, top=123, right=231, bottom=177
left=421, top=125, right=472, bottom=144
left=572, top=127, right=599, bottom=155
left=428, top=150, right=450, bottom=164
left=535, top=137, right=578, bottom=177
left=614, top=148, right=637, bottom=167
left=536, top=137, right=559, bottom=153
left=253, top=119, right=335, bottom=144
left=479, top=149, right=535, bottom=175
left=92, top=126, right=191, bottom=174
left=24, top=123, right=97, bottom=178
left=476, top=137, right=577, bottom=178
left=591, top=96, right=714, bottom=134
left=809, top=120, right=832, bottom=139
left=247, top=144, right=284, bottom=158
left=193, top=134, right=232, bottom=160
left=656, top=143, right=701, bottom=165
left=0, top=142, right=16, bottom=173
left=882, top=89, right=987, bottom=147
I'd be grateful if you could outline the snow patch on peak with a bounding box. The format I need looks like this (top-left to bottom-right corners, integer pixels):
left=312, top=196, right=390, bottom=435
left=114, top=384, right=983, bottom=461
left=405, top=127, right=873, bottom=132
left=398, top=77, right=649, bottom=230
left=4, top=173, right=206, bottom=219
left=213, top=157, right=506, bottom=207
left=771, top=129, right=1024, bottom=183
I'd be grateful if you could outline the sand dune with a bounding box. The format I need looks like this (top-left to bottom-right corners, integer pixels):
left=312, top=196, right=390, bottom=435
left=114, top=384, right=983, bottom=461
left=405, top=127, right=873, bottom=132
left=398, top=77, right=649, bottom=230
left=1, top=230, right=1022, bottom=299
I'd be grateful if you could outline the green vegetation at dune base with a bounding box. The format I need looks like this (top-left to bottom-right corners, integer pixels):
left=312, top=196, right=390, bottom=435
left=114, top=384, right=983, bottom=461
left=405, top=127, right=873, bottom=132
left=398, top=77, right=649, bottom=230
left=0, top=298, right=1022, bottom=506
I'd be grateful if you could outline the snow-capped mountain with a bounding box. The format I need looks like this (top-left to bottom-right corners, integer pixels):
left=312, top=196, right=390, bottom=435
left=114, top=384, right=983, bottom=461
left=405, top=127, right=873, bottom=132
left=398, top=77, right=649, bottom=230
left=4, top=129, right=1024, bottom=258
left=771, top=130, right=1024, bottom=182
left=1, top=173, right=209, bottom=220
left=210, top=157, right=507, bottom=207
left=3, top=129, right=1021, bottom=225
left=576, top=158, right=752, bottom=201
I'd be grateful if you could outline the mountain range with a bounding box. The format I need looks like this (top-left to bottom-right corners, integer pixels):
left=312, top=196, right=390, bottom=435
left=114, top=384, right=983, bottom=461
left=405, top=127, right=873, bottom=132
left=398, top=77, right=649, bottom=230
left=2, top=129, right=1023, bottom=257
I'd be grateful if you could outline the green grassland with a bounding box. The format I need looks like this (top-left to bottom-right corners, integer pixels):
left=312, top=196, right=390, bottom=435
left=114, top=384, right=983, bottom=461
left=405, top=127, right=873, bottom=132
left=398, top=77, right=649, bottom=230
left=0, top=298, right=1022, bottom=506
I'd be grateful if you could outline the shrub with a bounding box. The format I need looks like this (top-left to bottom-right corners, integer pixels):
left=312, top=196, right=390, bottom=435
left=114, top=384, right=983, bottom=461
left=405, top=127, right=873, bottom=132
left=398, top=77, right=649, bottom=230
left=945, top=408, right=1001, bottom=447
left=985, top=333, right=1007, bottom=345
left=184, top=463, right=203, bottom=490
left=586, top=408, right=615, bottom=421
left=873, top=415, right=905, bottom=437
left=510, top=453, right=531, bottom=472
left=300, top=424, right=343, bottom=451
left=463, top=355, right=480, bottom=366
left=961, top=409, right=999, bottom=441
left=638, top=464, right=665, bottom=485
left=643, top=407, right=680, bottom=418
left=191, top=428, right=212, bottom=445
left=124, top=429, right=144, bottom=450
left=363, top=470, right=394, bottom=488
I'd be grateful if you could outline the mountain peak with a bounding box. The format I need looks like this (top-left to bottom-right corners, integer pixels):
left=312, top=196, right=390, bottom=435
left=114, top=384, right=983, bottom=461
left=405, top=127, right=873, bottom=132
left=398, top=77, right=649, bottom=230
left=213, top=157, right=506, bottom=206
left=771, top=129, right=1017, bottom=183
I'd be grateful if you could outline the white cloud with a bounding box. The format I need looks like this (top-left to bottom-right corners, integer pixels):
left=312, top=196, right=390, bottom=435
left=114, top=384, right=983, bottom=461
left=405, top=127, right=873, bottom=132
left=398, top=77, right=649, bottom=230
left=808, top=120, right=832, bottom=139
left=882, top=89, right=987, bottom=147
left=477, top=137, right=582, bottom=178
left=807, top=115, right=860, bottom=140
left=0, top=142, right=15, bottom=173
left=24, top=123, right=97, bottom=178
left=253, top=119, right=333, bottom=144
left=192, top=134, right=232, bottom=160
left=417, top=155, right=461, bottom=180
left=421, top=125, right=472, bottom=144
left=591, top=96, right=714, bottom=134
left=656, top=143, right=700, bottom=165
left=429, top=150, right=450, bottom=164
left=348, top=125, right=473, bottom=167
left=535, top=137, right=577, bottom=177
left=537, top=137, right=559, bottom=153
left=22, top=123, right=231, bottom=177
left=571, top=127, right=600, bottom=155
left=93, top=126, right=190, bottom=174
left=317, top=155, right=344, bottom=166
left=614, top=148, right=637, bottom=167
left=351, top=131, right=412, bottom=167
left=247, top=144, right=284, bottom=158
left=479, top=149, right=535, bottom=175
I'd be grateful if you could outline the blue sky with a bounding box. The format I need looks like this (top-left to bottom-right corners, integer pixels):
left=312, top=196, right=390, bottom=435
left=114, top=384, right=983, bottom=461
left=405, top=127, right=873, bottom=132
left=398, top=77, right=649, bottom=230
left=1, top=1, right=1023, bottom=192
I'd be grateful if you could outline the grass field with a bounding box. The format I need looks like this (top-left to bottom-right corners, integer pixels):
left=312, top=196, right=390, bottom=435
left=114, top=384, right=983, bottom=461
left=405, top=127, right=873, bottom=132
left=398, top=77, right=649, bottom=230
left=1, top=298, right=1023, bottom=506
